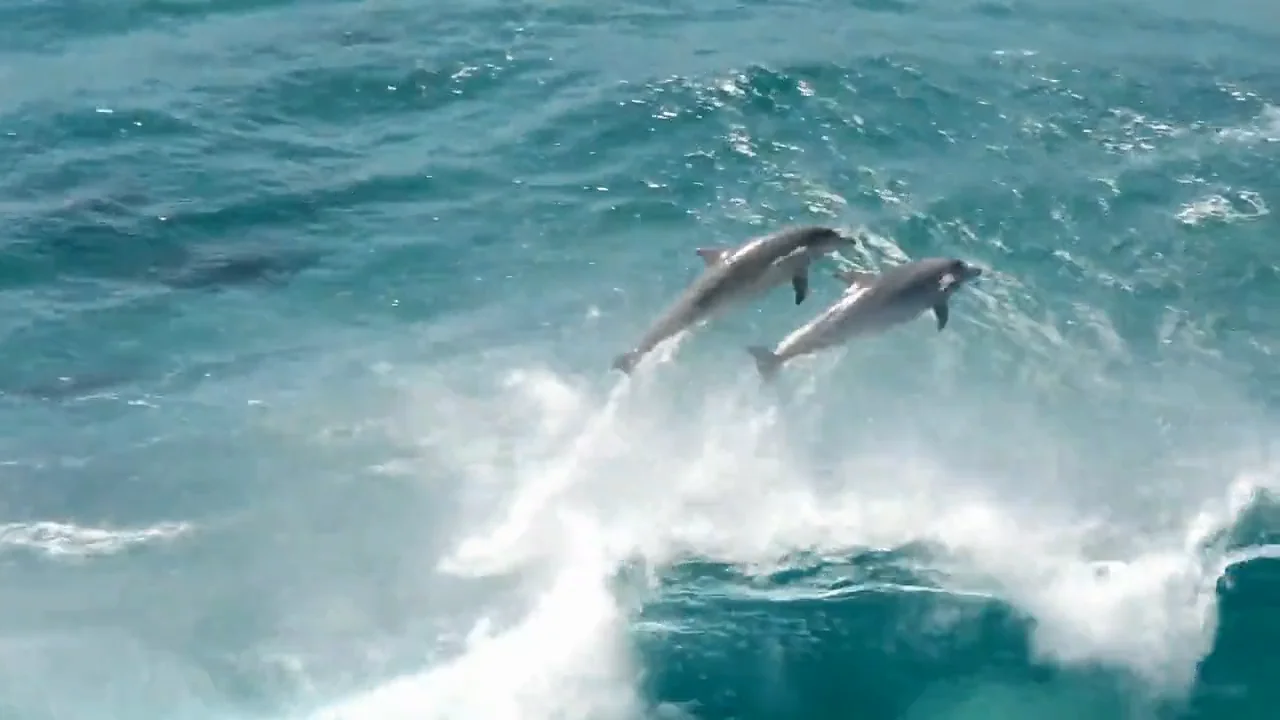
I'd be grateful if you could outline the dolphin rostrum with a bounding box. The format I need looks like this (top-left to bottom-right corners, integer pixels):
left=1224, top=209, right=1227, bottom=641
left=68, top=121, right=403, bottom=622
left=612, top=225, right=856, bottom=374
left=745, top=257, right=984, bottom=380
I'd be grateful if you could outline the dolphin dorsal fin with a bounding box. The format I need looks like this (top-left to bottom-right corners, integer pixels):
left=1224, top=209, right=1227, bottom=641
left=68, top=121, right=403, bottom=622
left=695, top=247, right=730, bottom=266
left=833, top=268, right=876, bottom=288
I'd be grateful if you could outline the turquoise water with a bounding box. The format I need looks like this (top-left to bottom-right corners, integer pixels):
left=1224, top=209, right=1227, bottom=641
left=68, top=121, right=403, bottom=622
left=2, top=0, right=1279, bottom=718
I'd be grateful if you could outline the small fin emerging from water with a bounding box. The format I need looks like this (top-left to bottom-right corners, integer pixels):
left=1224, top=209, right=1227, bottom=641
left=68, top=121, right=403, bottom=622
left=792, top=270, right=809, bottom=305
left=696, top=247, right=729, bottom=265
left=612, top=350, right=641, bottom=375
left=933, top=302, right=949, bottom=331
left=746, top=346, right=784, bottom=382
left=833, top=269, right=876, bottom=288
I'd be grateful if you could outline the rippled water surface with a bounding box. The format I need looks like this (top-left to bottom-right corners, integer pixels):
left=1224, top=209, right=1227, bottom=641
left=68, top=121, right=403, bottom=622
left=1, top=1, right=1279, bottom=719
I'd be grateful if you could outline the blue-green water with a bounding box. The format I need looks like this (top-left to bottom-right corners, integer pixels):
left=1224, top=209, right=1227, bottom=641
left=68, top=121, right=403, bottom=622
left=2, top=0, right=1279, bottom=718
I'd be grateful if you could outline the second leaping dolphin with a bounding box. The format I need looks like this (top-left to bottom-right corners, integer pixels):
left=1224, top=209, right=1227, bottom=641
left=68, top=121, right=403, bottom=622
left=612, top=225, right=856, bottom=374
left=745, top=257, right=984, bottom=380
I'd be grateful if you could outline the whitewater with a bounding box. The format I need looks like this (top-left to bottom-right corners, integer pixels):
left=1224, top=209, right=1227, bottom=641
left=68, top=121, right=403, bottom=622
left=0, top=1, right=1278, bottom=719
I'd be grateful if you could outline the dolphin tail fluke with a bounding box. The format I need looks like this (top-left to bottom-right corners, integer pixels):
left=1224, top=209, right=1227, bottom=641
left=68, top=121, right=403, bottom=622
left=612, top=350, right=642, bottom=375
left=746, top=346, right=784, bottom=382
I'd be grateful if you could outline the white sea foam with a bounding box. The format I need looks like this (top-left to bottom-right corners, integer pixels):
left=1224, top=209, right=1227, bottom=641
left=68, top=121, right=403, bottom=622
left=304, top=350, right=1273, bottom=720
left=0, top=520, right=191, bottom=558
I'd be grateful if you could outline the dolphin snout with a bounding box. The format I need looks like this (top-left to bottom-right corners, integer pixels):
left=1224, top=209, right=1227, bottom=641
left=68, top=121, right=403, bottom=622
left=962, top=264, right=984, bottom=280
left=821, top=231, right=860, bottom=253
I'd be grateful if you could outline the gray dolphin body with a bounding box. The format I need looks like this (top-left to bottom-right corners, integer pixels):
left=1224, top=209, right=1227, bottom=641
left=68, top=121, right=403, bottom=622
left=612, top=225, right=855, bottom=374
left=746, top=257, right=984, bottom=380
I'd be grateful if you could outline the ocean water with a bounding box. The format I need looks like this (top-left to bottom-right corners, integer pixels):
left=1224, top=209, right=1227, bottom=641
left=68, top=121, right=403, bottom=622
left=2, top=0, right=1279, bottom=718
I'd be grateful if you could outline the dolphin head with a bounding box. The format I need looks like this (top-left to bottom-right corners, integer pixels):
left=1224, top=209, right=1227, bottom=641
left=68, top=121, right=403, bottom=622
left=938, top=259, right=983, bottom=293
left=797, top=226, right=859, bottom=256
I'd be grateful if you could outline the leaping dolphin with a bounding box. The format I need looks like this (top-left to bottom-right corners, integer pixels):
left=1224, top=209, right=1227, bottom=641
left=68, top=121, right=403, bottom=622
left=612, top=225, right=856, bottom=374
left=745, top=257, right=984, bottom=380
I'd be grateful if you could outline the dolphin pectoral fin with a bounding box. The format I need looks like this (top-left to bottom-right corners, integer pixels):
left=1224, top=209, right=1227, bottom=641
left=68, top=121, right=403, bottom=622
left=695, top=247, right=729, bottom=265
left=833, top=269, right=876, bottom=289
left=792, top=271, right=809, bottom=305
left=933, top=302, right=949, bottom=331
